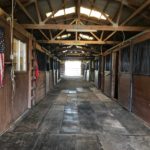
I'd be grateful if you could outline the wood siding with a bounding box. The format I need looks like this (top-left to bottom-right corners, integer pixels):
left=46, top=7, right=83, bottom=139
left=132, top=75, right=150, bottom=124
left=118, top=73, right=131, bottom=110
left=35, top=71, right=46, bottom=103
left=0, top=18, right=29, bottom=133
left=104, top=72, right=111, bottom=97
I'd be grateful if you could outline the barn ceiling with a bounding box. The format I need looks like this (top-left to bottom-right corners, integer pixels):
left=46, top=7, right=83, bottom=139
left=0, top=0, right=150, bottom=59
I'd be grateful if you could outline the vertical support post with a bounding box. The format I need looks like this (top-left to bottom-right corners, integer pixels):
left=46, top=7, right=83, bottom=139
left=27, top=38, right=32, bottom=109
left=101, top=56, right=104, bottom=92
left=98, top=56, right=101, bottom=89
left=89, top=60, right=92, bottom=81
left=111, top=52, right=117, bottom=98
left=129, top=41, right=133, bottom=112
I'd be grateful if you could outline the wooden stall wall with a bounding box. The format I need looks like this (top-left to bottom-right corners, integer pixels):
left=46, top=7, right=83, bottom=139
left=0, top=18, right=29, bottom=133
left=132, top=40, right=150, bottom=124
left=104, top=54, right=112, bottom=97
left=35, top=51, right=46, bottom=104
left=35, top=71, right=46, bottom=103
left=100, top=57, right=104, bottom=91
left=118, top=46, right=131, bottom=110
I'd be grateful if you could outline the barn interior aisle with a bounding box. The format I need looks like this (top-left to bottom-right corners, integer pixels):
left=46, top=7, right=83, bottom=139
left=0, top=0, right=150, bottom=149
left=0, top=77, right=150, bottom=150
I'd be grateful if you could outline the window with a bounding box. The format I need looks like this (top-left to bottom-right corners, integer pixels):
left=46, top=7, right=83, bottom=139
left=46, top=7, right=75, bottom=18
left=80, top=6, right=108, bottom=20
left=13, top=38, right=27, bottom=71
left=79, top=33, right=94, bottom=40
left=65, top=7, right=75, bottom=15
left=80, top=7, right=91, bottom=16
left=46, top=6, right=108, bottom=20
left=57, top=34, right=71, bottom=40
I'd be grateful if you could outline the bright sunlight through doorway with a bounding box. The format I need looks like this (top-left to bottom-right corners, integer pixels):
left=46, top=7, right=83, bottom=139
left=65, top=61, right=81, bottom=76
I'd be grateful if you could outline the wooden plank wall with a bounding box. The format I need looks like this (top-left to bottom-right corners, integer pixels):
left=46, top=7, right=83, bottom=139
left=104, top=73, right=111, bottom=97
left=0, top=17, right=57, bottom=134
left=118, top=73, right=131, bottom=110
left=35, top=71, right=46, bottom=103
left=102, top=32, right=150, bottom=124
left=132, top=76, right=150, bottom=123
left=0, top=19, right=29, bottom=133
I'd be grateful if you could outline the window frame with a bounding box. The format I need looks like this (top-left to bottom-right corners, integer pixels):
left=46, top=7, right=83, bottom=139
left=13, top=37, right=28, bottom=73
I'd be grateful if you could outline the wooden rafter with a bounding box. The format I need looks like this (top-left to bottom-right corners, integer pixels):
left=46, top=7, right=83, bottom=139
left=24, top=0, right=35, bottom=7
left=22, top=24, right=150, bottom=32
left=52, top=47, right=99, bottom=53
left=79, top=20, right=100, bottom=41
left=35, top=0, right=42, bottom=23
left=85, top=0, right=96, bottom=25
left=122, top=1, right=150, bottom=25
left=38, top=40, right=119, bottom=45
left=16, top=0, right=49, bottom=40
left=43, top=3, right=65, bottom=24
left=115, top=0, right=150, bottom=20
left=88, top=1, right=115, bottom=25
left=116, top=0, right=124, bottom=24
left=76, top=0, right=81, bottom=20
left=53, top=19, right=76, bottom=40
left=47, top=0, right=57, bottom=24
left=99, top=1, right=110, bottom=41
left=104, top=0, right=150, bottom=41
left=62, top=0, right=67, bottom=24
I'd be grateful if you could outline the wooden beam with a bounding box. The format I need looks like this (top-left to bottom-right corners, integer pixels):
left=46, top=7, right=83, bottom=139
left=22, top=24, right=150, bottom=31
left=38, top=40, right=119, bottom=45
left=52, top=47, right=98, bottom=53
left=53, top=19, right=76, bottom=40
left=24, top=0, right=35, bottom=7
left=16, top=0, right=49, bottom=40
left=76, top=0, right=81, bottom=20
left=115, top=0, right=150, bottom=20
left=35, top=0, right=42, bottom=23
left=104, top=30, right=150, bottom=56
left=116, top=0, right=124, bottom=24
left=122, top=1, right=150, bottom=25
left=85, top=0, right=96, bottom=25
left=104, top=0, right=150, bottom=41
left=79, top=20, right=100, bottom=41
left=47, top=0, right=57, bottom=24
left=43, top=3, right=65, bottom=23
left=88, top=1, right=115, bottom=25
left=99, top=1, right=110, bottom=40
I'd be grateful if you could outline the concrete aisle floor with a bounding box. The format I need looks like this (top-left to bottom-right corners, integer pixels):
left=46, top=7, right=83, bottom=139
left=0, top=77, right=150, bottom=150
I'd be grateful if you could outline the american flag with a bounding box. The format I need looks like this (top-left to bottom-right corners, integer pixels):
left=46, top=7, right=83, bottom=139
left=0, top=53, right=4, bottom=87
